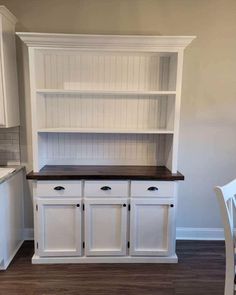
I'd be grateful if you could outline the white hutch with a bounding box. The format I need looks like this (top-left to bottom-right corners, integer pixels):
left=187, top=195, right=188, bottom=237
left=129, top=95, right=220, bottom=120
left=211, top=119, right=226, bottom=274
left=18, top=33, right=195, bottom=263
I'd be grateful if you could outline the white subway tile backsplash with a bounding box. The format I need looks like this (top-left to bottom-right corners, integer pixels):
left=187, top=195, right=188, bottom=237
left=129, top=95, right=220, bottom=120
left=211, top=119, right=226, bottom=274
left=0, top=127, right=20, bottom=165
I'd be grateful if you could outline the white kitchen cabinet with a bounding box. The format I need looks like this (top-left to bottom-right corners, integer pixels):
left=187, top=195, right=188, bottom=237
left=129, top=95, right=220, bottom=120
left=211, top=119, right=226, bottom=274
left=32, top=179, right=179, bottom=263
left=130, top=198, right=175, bottom=256
left=0, top=169, right=24, bottom=270
left=0, top=181, right=4, bottom=267
left=0, top=6, right=19, bottom=128
left=36, top=198, right=82, bottom=257
left=84, top=198, right=128, bottom=256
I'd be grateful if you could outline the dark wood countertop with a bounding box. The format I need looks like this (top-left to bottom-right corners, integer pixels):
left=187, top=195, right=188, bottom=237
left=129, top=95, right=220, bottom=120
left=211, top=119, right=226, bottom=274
left=26, top=165, right=184, bottom=181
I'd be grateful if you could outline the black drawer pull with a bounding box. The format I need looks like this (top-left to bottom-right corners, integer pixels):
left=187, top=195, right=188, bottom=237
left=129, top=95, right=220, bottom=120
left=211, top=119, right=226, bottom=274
left=76, top=204, right=80, bottom=207
left=170, top=204, right=174, bottom=208
left=147, top=186, right=158, bottom=191
left=54, top=186, right=65, bottom=191
left=123, top=204, right=127, bottom=207
left=100, top=186, right=112, bottom=191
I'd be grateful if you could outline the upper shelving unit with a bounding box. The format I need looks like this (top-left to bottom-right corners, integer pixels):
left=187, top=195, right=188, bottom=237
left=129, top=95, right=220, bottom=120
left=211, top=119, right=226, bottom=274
left=17, top=33, right=195, bottom=172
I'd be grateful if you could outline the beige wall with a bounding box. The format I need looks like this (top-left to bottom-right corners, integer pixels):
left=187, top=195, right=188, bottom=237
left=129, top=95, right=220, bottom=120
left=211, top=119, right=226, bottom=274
left=2, top=0, right=236, bottom=231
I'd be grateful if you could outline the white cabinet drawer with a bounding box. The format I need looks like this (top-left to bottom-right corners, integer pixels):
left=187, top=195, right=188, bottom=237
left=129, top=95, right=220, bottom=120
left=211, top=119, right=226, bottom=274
left=36, top=181, right=82, bottom=197
left=84, top=181, right=129, bottom=197
left=131, top=181, right=175, bottom=198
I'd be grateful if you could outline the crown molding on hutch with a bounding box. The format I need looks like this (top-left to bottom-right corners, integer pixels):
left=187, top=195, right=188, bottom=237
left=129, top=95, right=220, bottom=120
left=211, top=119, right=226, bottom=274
left=16, top=32, right=196, bottom=51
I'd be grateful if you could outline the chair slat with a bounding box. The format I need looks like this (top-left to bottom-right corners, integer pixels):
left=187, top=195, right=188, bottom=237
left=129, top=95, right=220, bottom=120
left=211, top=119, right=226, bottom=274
left=215, top=179, right=236, bottom=295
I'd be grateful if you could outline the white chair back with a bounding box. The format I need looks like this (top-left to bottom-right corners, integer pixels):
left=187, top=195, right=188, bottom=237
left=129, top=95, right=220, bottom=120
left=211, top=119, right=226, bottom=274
left=215, top=179, right=236, bottom=295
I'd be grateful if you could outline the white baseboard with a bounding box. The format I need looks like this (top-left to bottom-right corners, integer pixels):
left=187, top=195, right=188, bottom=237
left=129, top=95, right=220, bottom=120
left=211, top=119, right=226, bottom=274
left=176, top=227, right=224, bottom=240
left=23, top=227, right=225, bottom=241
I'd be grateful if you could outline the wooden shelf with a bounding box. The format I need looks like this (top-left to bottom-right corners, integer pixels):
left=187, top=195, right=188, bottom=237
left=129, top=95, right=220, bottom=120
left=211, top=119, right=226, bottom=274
left=26, top=165, right=184, bottom=181
left=36, top=89, right=176, bottom=96
left=37, top=128, right=174, bottom=135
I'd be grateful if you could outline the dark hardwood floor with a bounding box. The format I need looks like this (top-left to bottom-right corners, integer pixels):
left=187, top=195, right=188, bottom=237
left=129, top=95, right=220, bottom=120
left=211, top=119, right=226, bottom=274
left=0, top=241, right=225, bottom=295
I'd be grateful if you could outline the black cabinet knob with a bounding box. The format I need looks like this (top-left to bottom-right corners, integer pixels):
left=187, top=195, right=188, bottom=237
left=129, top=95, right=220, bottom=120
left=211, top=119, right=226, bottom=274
left=123, top=204, right=127, bottom=207
left=100, top=186, right=112, bottom=191
left=54, top=186, right=65, bottom=191
left=147, top=186, right=158, bottom=191
left=76, top=204, right=80, bottom=207
left=170, top=204, right=174, bottom=208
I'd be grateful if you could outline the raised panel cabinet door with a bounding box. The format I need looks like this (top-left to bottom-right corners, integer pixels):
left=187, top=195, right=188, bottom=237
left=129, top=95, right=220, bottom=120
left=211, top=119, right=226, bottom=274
left=36, top=198, right=82, bottom=257
left=84, top=198, right=128, bottom=256
left=130, top=198, right=175, bottom=256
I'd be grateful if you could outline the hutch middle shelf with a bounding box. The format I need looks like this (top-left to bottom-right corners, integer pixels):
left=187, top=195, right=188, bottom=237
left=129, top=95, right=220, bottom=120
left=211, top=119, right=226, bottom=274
left=37, top=128, right=174, bottom=134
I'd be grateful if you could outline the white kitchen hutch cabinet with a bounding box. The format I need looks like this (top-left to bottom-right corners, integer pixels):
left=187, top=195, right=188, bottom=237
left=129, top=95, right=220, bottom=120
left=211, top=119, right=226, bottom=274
left=18, top=33, right=195, bottom=264
left=0, top=6, right=19, bottom=128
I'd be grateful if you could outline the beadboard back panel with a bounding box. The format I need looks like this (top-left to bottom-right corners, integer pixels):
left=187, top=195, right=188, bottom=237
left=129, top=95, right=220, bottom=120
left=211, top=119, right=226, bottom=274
left=37, top=133, right=172, bottom=167
left=36, top=93, right=175, bottom=131
left=35, top=50, right=177, bottom=91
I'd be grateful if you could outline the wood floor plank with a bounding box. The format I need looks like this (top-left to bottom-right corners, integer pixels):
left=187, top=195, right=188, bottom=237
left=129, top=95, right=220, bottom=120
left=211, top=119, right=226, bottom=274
left=0, top=241, right=225, bottom=295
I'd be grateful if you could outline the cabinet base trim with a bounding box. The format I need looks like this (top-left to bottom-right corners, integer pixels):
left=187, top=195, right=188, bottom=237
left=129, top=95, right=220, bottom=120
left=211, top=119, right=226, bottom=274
left=32, top=254, right=178, bottom=264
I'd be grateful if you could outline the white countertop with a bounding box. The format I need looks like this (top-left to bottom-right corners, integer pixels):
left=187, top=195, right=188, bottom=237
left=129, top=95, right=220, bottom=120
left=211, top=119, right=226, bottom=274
left=0, top=166, right=24, bottom=184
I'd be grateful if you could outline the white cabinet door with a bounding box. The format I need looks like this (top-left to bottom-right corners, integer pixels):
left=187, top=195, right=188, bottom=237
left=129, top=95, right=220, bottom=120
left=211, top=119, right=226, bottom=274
left=85, top=198, right=128, bottom=256
left=0, top=8, right=19, bottom=128
left=37, top=198, right=82, bottom=257
left=130, top=198, right=175, bottom=256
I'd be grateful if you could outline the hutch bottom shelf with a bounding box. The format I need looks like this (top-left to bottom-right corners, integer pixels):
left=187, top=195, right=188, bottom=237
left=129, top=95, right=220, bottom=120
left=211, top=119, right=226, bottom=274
left=27, top=165, right=184, bottom=264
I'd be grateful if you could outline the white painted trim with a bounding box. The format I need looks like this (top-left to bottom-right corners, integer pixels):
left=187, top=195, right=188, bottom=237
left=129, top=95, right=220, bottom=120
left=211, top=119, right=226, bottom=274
left=16, top=33, right=196, bottom=51
left=24, top=227, right=225, bottom=241
left=32, top=254, right=178, bottom=264
left=176, top=227, right=225, bottom=241
left=171, top=51, right=183, bottom=173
